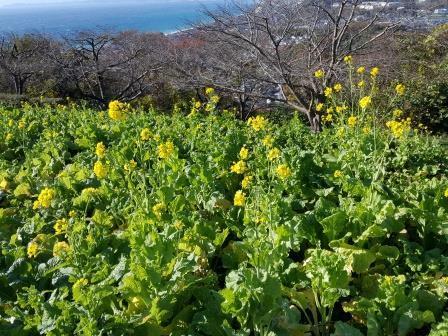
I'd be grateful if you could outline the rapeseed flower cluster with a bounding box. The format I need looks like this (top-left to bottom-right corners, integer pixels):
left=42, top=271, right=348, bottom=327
left=370, top=67, right=380, bottom=77
left=95, top=142, right=106, bottom=158
left=54, top=218, right=68, bottom=235
left=395, top=84, right=406, bottom=96
left=152, top=203, right=166, bottom=219
left=334, top=170, right=344, bottom=178
left=334, top=83, right=343, bottom=93
left=348, top=116, right=358, bottom=128
left=231, top=160, right=247, bottom=174
left=234, top=190, right=246, bottom=207
left=324, top=114, right=333, bottom=123
left=359, top=96, right=372, bottom=110
left=276, top=164, right=291, bottom=180
left=0, top=179, right=9, bottom=191
left=241, top=175, right=253, bottom=189
left=34, top=188, right=56, bottom=209
left=314, top=69, right=325, bottom=79
left=239, top=146, right=249, bottom=160
left=140, top=128, right=151, bottom=141
left=73, top=278, right=89, bottom=291
left=124, top=160, right=137, bottom=172
left=81, top=188, right=98, bottom=198
left=262, top=135, right=274, bottom=147
left=94, top=161, right=108, bottom=179
left=393, top=109, right=404, bottom=119
left=268, top=148, right=281, bottom=161
left=247, top=116, right=268, bottom=131
left=386, top=118, right=412, bottom=138
left=158, top=141, right=175, bottom=159
left=27, top=241, right=39, bottom=258
left=324, top=87, right=333, bottom=97
left=53, top=241, right=70, bottom=257
left=108, top=100, right=128, bottom=121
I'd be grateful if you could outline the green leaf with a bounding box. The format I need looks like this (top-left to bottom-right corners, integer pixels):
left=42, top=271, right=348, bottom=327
left=320, top=211, right=347, bottom=241
left=332, top=321, right=364, bottom=336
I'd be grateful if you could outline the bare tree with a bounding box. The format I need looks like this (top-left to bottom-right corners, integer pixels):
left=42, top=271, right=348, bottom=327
left=193, top=0, right=398, bottom=130
left=0, top=33, right=50, bottom=95
left=54, top=30, right=168, bottom=104
left=170, top=33, right=271, bottom=119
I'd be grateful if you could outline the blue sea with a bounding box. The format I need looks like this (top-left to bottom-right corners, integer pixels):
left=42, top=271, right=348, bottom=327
left=0, top=0, right=227, bottom=35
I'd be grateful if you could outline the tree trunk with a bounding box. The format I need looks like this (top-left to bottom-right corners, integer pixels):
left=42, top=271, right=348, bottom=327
left=306, top=109, right=322, bottom=133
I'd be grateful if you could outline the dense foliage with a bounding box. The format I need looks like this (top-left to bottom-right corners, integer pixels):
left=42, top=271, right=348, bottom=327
left=399, top=24, right=448, bottom=133
left=0, top=79, right=448, bottom=335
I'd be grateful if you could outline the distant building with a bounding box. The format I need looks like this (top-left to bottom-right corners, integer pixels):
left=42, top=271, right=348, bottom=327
left=434, top=8, right=448, bottom=15
left=359, top=1, right=403, bottom=10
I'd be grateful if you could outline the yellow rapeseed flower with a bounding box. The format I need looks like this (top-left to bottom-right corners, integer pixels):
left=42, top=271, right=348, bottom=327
left=359, top=96, right=372, bottom=110
left=234, top=190, right=246, bottom=207
left=242, top=175, right=253, bottom=189
left=8, top=119, right=14, bottom=127
left=336, top=127, right=345, bottom=137
left=267, top=148, right=281, bottom=161
left=5, top=133, right=13, bottom=141
left=27, top=241, right=39, bottom=258
left=363, top=126, right=371, bottom=134
left=124, top=160, right=137, bottom=172
left=336, top=105, right=347, bottom=114
left=94, top=161, right=108, bottom=179
left=95, top=142, right=106, bottom=158
left=358, top=80, right=365, bottom=88
left=316, top=103, right=324, bottom=112
left=334, top=170, right=343, bottom=178
left=247, top=116, right=268, bottom=131
left=386, top=119, right=412, bottom=138
left=73, top=278, right=89, bottom=291
left=54, top=219, right=68, bottom=235
left=370, top=67, right=380, bottom=77
left=324, top=114, right=333, bottom=122
left=393, top=109, right=403, bottom=119
left=231, top=160, right=247, bottom=174
left=18, top=119, right=26, bottom=129
left=314, top=69, right=325, bottom=79
left=239, top=146, right=249, bottom=160
left=69, top=210, right=76, bottom=218
left=348, top=116, right=358, bottom=128
left=444, top=188, right=448, bottom=198
left=395, top=84, right=406, bottom=96
left=205, top=87, right=215, bottom=96
left=344, top=55, right=353, bottom=64
left=53, top=241, right=70, bottom=257
left=276, top=164, right=291, bottom=180
left=333, top=83, right=343, bottom=92
left=262, top=135, right=274, bottom=147
left=157, top=141, right=175, bottom=159
left=140, top=128, right=151, bottom=141
left=324, top=87, right=333, bottom=97
left=108, top=100, right=128, bottom=121
left=34, top=187, right=56, bottom=209
left=0, top=178, right=9, bottom=191
left=357, top=66, right=366, bottom=74
left=152, top=203, right=166, bottom=219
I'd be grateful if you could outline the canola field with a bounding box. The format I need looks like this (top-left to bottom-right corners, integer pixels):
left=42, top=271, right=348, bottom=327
left=0, top=96, right=448, bottom=335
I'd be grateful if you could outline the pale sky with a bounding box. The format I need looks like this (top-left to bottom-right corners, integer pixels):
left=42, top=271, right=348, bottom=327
left=0, top=0, right=205, bottom=6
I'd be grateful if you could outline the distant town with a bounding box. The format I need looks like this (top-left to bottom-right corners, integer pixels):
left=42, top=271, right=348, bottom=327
left=334, top=0, right=448, bottom=30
